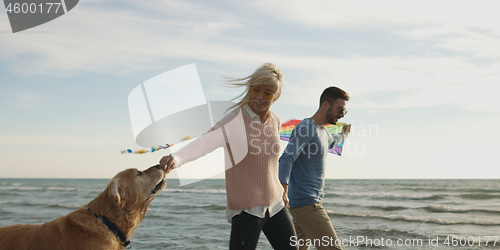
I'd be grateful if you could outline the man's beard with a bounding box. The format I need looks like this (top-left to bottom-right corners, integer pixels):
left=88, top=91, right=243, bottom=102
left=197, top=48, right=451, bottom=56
left=326, top=110, right=337, bottom=125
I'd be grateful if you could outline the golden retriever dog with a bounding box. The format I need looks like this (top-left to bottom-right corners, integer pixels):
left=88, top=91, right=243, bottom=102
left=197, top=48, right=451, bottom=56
left=0, top=165, right=166, bottom=250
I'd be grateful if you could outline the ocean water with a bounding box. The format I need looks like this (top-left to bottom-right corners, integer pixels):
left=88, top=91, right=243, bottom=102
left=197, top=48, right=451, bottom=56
left=1, top=179, right=499, bottom=249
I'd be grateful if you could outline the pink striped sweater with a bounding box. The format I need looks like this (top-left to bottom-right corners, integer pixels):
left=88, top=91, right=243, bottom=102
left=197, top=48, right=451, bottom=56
left=174, top=108, right=284, bottom=210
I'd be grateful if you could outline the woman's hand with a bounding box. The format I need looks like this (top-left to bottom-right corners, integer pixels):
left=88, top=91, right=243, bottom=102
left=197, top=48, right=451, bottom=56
left=160, top=154, right=177, bottom=174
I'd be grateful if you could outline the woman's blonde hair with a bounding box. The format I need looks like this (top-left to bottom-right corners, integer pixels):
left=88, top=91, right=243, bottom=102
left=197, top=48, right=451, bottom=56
left=225, top=62, right=284, bottom=111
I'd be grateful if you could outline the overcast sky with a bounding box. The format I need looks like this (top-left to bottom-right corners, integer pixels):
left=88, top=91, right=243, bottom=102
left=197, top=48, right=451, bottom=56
left=1, top=0, right=499, bottom=179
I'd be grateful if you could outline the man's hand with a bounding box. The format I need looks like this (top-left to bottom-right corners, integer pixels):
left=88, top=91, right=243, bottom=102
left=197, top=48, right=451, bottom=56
left=281, top=183, right=290, bottom=208
left=342, top=124, right=351, bottom=139
left=159, top=154, right=177, bottom=174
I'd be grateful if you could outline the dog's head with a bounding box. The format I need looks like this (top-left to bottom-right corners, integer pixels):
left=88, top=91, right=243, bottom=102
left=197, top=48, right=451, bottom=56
left=107, top=165, right=166, bottom=211
left=87, top=164, right=166, bottom=235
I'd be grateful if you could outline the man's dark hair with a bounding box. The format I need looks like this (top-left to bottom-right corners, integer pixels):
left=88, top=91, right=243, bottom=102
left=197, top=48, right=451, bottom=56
left=319, top=86, right=349, bottom=107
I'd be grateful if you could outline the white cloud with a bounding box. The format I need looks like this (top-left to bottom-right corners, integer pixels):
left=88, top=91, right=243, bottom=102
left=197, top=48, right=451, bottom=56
left=276, top=55, right=500, bottom=112
left=399, top=26, right=500, bottom=58
left=0, top=133, right=121, bottom=146
left=255, top=0, right=500, bottom=59
left=255, top=0, right=500, bottom=30
left=4, top=92, right=51, bottom=108
left=1, top=0, right=499, bottom=114
left=0, top=1, right=245, bottom=75
left=189, top=21, right=238, bottom=39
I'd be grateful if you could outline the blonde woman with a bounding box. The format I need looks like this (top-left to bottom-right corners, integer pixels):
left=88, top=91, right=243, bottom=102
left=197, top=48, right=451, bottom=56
left=160, top=63, right=297, bottom=250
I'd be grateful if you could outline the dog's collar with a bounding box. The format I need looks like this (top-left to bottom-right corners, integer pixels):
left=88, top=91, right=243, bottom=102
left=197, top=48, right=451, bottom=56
left=87, top=207, right=131, bottom=248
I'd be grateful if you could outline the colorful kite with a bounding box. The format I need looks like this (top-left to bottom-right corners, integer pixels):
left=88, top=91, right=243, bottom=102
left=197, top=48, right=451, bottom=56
left=122, top=120, right=346, bottom=155
left=120, top=144, right=173, bottom=154
left=121, top=134, right=196, bottom=154
left=280, top=119, right=347, bottom=156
